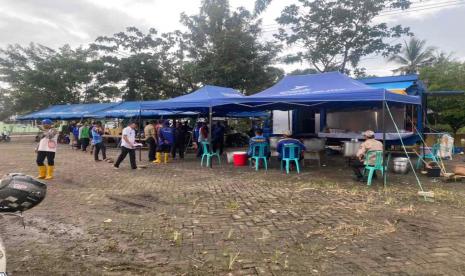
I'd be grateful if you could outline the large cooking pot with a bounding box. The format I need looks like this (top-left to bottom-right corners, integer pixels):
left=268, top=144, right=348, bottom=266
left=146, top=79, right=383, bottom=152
left=392, top=157, right=410, bottom=174
left=304, top=138, right=326, bottom=152
left=343, top=141, right=362, bottom=157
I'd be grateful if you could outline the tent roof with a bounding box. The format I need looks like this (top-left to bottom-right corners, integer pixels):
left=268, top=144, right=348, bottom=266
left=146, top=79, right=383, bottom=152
left=140, top=85, right=244, bottom=111
left=18, top=103, right=118, bottom=120
left=141, top=72, right=421, bottom=113
left=229, top=72, right=421, bottom=110
left=90, top=101, right=197, bottom=118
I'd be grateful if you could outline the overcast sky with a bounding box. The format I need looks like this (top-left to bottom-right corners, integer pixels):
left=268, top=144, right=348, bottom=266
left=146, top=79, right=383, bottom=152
left=0, top=0, right=464, bottom=76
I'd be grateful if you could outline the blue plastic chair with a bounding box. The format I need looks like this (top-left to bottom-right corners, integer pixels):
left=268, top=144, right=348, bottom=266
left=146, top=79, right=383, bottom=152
left=250, top=142, right=269, bottom=171
left=200, top=141, right=221, bottom=167
left=363, top=150, right=385, bottom=186
left=280, top=144, right=301, bottom=174
left=416, top=144, right=440, bottom=169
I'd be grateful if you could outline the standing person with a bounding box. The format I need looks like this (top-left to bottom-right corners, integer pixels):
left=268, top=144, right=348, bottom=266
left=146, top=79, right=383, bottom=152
left=36, top=119, right=58, bottom=180
left=79, top=123, right=90, bottom=152
left=89, top=122, right=96, bottom=154
left=73, top=123, right=81, bottom=150
left=92, top=121, right=106, bottom=162
left=172, top=121, right=187, bottom=160
left=212, top=121, right=225, bottom=155
left=144, top=120, right=156, bottom=162
left=351, top=130, right=383, bottom=182
left=198, top=122, right=209, bottom=154
left=155, top=121, right=175, bottom=164
left=193, top=122, right=202, bottom=158
left=114, top=122, right=138, bottom=170
left=68, top=122, right=76, bottom=149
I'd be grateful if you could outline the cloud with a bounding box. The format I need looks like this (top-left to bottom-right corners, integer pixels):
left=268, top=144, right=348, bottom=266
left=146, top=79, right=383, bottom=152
left=0, top=0, right=149, bottom=48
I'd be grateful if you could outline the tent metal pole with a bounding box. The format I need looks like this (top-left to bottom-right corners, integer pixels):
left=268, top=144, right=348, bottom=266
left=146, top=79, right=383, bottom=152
left=209, top=106, right=213, bottom=168
left=382, top=100, right=387, bottom=187
left=287, top=110, right=291, bottom=132
left=138, top=109, right=142, bottom=162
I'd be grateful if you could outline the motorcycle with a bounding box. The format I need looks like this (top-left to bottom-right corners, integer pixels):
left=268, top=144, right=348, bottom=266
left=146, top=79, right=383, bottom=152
left=0, top=173, right=47, bottom=274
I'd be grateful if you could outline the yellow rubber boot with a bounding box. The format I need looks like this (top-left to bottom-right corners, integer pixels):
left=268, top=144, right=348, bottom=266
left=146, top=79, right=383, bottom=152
left=45, top=166, right=54, bottom=180
left=37, top=166, right=46, bottom=179
left=153, top=152, right=162, bottom=164
left=164, top=153, right=169, bottom=164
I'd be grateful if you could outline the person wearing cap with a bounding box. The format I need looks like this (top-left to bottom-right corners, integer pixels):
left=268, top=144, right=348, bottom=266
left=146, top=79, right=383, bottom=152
left=144, top=120, right=157, bottom=162
left=114, top=122, right=138, bottom=169
left=36, top=119, right=58, bottom=180
left=155, top=120, right=175, bottom=164
left=352, top=130, right=384, bottom=181
left=276, top=131, right=306, bottom=161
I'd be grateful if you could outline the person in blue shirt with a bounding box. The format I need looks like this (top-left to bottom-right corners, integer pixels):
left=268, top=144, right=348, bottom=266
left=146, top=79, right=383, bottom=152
left=156, top=120, right=175, bottom=164
left=276, top=131, right=306, bottom=161
left=91, top=121, right=106, bottom=161
left=247, top=128, right=270, bottom=158
left=72, top=123, right=81, bottom=150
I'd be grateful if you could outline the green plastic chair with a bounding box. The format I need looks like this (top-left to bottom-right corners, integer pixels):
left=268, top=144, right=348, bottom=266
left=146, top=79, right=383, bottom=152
left=280, top=144, right=301, bottom=174
left=250, top=142, right=269, bottom=171
left=200, top=141, right=221, bottom=167
left=363, top=150, right=384, bottom=186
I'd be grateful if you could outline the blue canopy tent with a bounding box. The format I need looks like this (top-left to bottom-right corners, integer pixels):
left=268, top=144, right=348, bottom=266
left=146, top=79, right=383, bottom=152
left=89, top=101, right=198, bottom=119
left=18, top=103, right=118, bottom=120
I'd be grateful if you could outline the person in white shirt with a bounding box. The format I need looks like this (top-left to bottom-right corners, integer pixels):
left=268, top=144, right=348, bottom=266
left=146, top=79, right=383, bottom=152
left=36, top=119, right=58, bottom=180
left=114, top=122, right=138, bottom=169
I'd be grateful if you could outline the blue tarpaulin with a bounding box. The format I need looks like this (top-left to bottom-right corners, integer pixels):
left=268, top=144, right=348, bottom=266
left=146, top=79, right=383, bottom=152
left=359, top=74, right=422, bottom=95
left=18, top=103, right=118, bottom=120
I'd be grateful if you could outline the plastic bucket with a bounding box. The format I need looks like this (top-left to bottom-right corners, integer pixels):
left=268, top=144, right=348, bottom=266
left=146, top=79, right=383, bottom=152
left=233, top=152, right=248, bottom=166
left=226, top=152, right=234, bottom=163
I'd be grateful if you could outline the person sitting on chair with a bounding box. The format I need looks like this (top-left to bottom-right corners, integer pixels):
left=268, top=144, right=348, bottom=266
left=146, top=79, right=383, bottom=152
left=276, top=131, right=306, bottom=162
left=352, top=130, right=383, bottom=182
left=247, top=128, right=270, bottom=158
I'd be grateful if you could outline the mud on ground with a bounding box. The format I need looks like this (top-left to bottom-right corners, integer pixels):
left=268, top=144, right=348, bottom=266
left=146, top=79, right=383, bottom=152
left=1, top=142, right=465, bottom=275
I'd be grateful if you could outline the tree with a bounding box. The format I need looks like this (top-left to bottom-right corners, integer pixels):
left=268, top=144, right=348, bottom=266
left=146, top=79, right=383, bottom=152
left=0, top=43, right=105, bottom=114
left=91, top=27, right=192, bottom=101
left=255, top=0, right=412, bottom=73
left=0, top=89, right=14, bottom=120
left=421, top=60, right=465, bottom=134
left=388, top=37, right=436, bottom=74
left=180, top=0, right=283, bottom=95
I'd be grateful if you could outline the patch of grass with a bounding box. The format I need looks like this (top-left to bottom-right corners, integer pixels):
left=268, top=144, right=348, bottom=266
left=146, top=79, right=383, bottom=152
left=227, top=251, right=240, bottom=270
left=431, top=188, right=465, bottom=207
left=335, top=223, right=365, bottom=236
left=172, top=230, right=182, bottom=246
left=226, top=200, right=240, bottom=211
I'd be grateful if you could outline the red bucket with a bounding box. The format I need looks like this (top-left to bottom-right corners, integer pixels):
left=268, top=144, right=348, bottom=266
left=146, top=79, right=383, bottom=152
left=233, top=152, right=248, bottom=166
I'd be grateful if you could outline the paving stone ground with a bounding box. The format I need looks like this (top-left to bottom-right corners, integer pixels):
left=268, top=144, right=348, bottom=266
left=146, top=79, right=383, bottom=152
left=0, top=141, right=465, bottom=275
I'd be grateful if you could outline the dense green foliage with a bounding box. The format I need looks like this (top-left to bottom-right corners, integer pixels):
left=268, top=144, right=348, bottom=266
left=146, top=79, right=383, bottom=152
left=421, top=60, right=465, bottom=134
left=180, top=0, right=283, bottom=95
left=256, top=0, right=412, bottom=73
